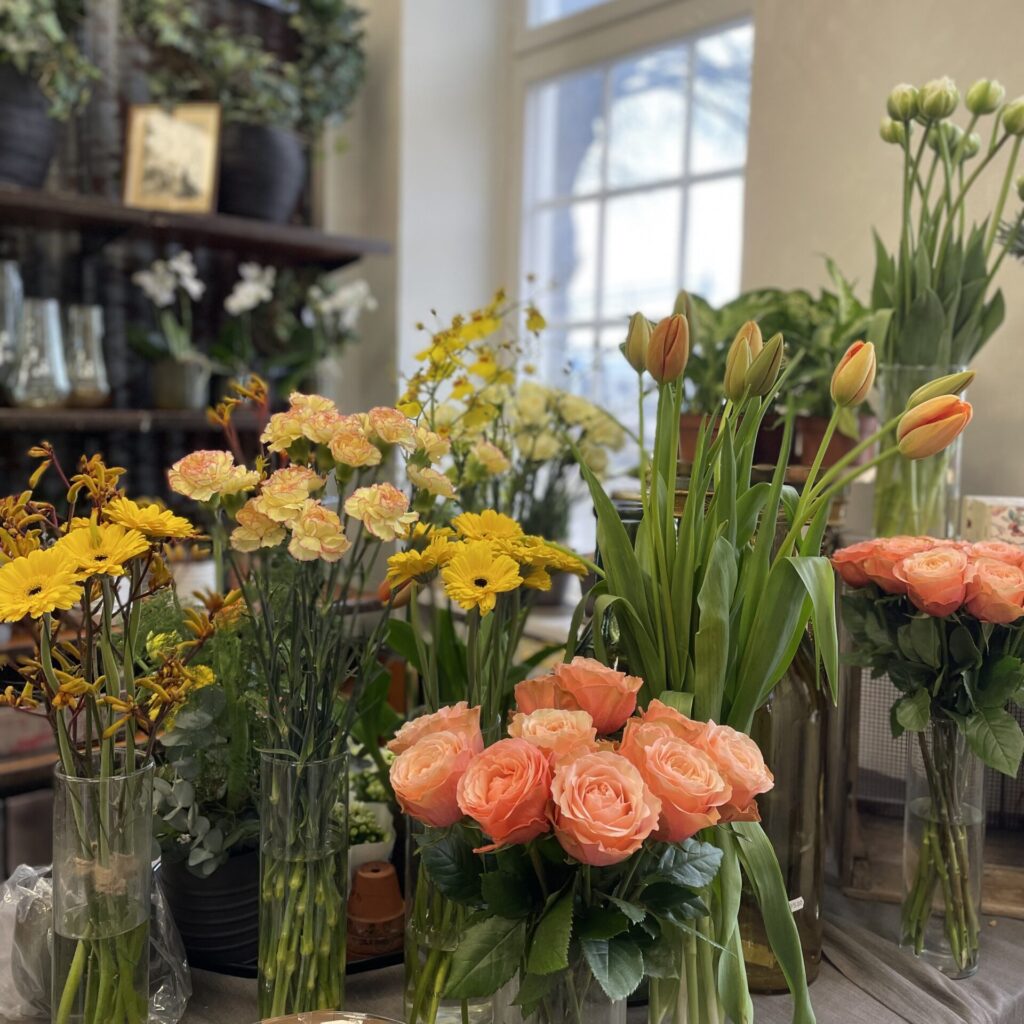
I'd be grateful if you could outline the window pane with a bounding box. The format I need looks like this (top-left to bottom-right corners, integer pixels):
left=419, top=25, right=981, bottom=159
left=690, top=23, right=753, bottom=174
left=525, top=201, right=600, bottom=323
left=541, top=325, right=599, bottom=386
left=525, top=69, right=605, bottom=200
left=684, top=176, right=744, bottom=305
left=607, top=46, right=688, bottom=189
left=602, top=188, right=681, bottom=320
left=527, top=0, right=613, bottom=28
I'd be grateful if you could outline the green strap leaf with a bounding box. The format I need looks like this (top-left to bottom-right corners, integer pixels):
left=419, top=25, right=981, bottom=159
left=444, top=916, right=527, bottom=999
left=693, top=535, right=738, bottom=722
left=786, top=555, right=838, bottom=702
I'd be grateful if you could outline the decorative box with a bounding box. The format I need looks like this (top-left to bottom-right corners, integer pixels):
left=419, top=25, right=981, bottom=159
left=961, top=495, right=1024, bottom=545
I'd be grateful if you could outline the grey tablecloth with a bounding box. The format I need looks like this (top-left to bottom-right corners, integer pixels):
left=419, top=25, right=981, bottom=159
left=6, top=894, right=1023, bottom=1023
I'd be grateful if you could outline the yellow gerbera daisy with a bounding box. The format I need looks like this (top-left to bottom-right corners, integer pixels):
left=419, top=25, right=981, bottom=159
left=385, top=534, right=455, bottom=587
left=0, top=548, right=82, bottom=621
left=105, top=497, right=196, bottom=539
left=451, top=509, right=524, bottom=542
left=521, top=564, right=552, bottom=591
left=514, top=536, right=588, bottom=577
left=441, top=540, right=522, bottom=615
left=55, top=523, right=150, bottom=579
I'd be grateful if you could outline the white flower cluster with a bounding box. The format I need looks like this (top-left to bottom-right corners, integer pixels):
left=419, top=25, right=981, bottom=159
left=224, top=263, right=277, bottom=317
left=306, top=277, right=377, bottom=333
left=132, top=251, right=205, bottom=308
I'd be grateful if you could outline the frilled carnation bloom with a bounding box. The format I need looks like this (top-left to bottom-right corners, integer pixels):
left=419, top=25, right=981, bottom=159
left=344, top=483, right=418, bottom=541
left=414, top=425, right=450, bottom=462
left=287, top=500, right=352, bottom=562
left=408, top=464, right=456, bottom=499
left=364, top=407, right=416, bottom=450
left=168, top=450, right=259, bottom=502
left=230, top=498, right=287, bottom=552
left=254, top=466, right=325, bottom=524
left=329, top=419, right=383, bottom=468
left=260, top=411, right=305, bottom=454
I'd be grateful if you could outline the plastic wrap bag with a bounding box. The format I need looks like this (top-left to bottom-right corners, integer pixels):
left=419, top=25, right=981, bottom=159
left=0, top=864, right=191, bottom=1023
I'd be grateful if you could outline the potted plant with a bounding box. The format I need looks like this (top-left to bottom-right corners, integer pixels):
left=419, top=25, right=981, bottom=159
left=0, top=0, right=98, bottom=186
left=124, top=0, right=366, bottom=222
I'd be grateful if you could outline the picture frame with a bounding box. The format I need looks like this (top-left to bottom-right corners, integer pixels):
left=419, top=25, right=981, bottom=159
left=123, top=103, right=222, bottom=214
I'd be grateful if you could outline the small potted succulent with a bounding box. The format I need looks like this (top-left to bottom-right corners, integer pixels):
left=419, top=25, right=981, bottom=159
left=0, top=0, right=99, bottom=187
left=124, top=0, right=366, bottom=222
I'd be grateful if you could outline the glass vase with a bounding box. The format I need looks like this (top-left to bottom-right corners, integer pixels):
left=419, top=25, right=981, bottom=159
left=404, top=820, right=497, bottom=1024
left=739, top=634, right=826, bottom=991
left=501, top=959, right=626, bottom=1024
left=0, top=258, right=23, bottom=388
left=872, top=363, right=966, bottom=538
left=900, top=719, right=984, bottom=979
left=51, top=755, right=154, bottom=1024
left=64, top=304, right=110, bottom=407
left=646, top=921, right=725, bottom=1024
left=9, top=297, right=70, bottom=408
left=258, top=752, right=348, bottom=1018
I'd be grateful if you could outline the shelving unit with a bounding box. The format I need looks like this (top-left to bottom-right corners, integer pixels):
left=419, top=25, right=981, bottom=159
left=0, top=407, right=261, bottom=433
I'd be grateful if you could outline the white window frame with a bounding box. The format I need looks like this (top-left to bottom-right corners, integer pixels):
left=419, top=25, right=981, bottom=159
left=502, top=0, right=754, bottom=327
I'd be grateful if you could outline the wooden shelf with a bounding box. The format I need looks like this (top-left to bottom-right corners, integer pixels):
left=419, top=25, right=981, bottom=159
left=0, top=407, right=261, bottom=433
left=0, top=185, right=389, bottom=267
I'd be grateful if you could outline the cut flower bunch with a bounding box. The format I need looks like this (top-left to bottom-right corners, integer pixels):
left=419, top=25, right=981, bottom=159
left=390, top=660, right=776, bottom=1024
left=834, top=536, right=1024, bottom=975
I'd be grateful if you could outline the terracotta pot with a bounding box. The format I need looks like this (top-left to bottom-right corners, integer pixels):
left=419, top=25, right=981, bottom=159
left=347, top=861, right=404, bottom=958
left=796, top=415, right=862, bottom=468
left=679, top=412, right=713, bottom=463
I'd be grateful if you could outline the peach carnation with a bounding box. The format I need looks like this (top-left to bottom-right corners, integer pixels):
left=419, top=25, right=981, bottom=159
left=329, top=419, right=383, bottom=468
left=287, top=500, right=352, bottom=563
left=255, top=466, right=325, bottom=524
left=344, top=483, right=418, bottom=541
left=408, top=464, right=456, bottom=499
left=260, top=411, right=306, bottom=454
left=168, top=450, right=259, bottom=502
left=365, top=407, right=416, bottom=450
left=230, top=498, right=287, bottom=552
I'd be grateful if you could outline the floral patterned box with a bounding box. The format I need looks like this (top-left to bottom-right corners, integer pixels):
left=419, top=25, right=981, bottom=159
left=962, top=495, right=1024, bottom=545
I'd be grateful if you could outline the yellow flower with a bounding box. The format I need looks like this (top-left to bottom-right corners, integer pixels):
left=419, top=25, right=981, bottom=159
left=230, top=498, right=287, bottom=552
left=452, top=510, right=523, bottom=542
left=414, top=426, right=450, bottom=462
left=287, top=500, right=352, bottom=562
left=386, top=532, right=456, bottom=586
left=0, top=548, right=81, bottom=621
left=286, top=393, right=344, bottom=445
left=469, top=440, right=510, bottom=476
left=578, top=441, right=609, bottom=477
left=558, top=392, right=598, bottom=426
left=517, top=431, right=563, bottom=462
left=514, top=381, right=550, bottom=425
left=289, top=392, right=337, bottom=418
left=583, top=411, right=626, bottom=449
left=56, top=523, right=150, bottom=580
left=364, top=407, right=417, bottom=450
left=521, top=565, right=552, bottom=591
left=0, top=682, right=38, bottom=709
left=329, top=421, right=382, bottom=468
left=458, top=315, right=500, bottom=342
left=260, top=410, right=306, bottom=453
left=168, top=451, right=260, bottom=502
left=105, top=497, right=196, bottom=539
left=255, top=467, right=325, bottom=524
left=344, top=483, right=419, bottom=541
left=526, top=306, right=546, bottom=332
left=441, top=540, right=523, bottom=615
left=408, top=464, right=456, bottom=499
left=516, top=537, right=587, bottom=577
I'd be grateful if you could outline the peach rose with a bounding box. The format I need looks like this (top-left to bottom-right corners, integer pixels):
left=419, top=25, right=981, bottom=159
left=893, top=546, right=968, bottom=617
left=387, top=701, right=483, bottom=756
left=965, top=557, right=1024, bottom=624
left=287, top=500, right=351, bottom=563
left=550, top=657, right=643, bottom=734
left=621, top=727, right=732, bottom=842
left=634, top=699, right=710, bottom=745
left=550, top=750, right=661, bottom=866
left=860, top=536, right=936, bottom=594
left=969, top=541, right=1024, bottom=568
left=390, top=730, right=476, bottom=827
left=514, top=675, right=578, bottom=715
left=456, top=738, right=552, bottom=849
left=508, top=709, right=597, bottom=761
left=168, top=450, right=260, bottom=502
left=831, top=539, right=879, bottom=589
left=700, top=723, right=774, bottom=816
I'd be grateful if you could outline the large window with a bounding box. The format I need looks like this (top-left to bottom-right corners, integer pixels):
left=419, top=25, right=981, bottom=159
left=519, top=19, right=753, bottom=433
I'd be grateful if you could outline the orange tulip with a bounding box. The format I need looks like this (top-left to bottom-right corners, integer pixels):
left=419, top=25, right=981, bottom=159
left=723, top=321, right=762, bottom=401
left=646, top=314, right=689, bottom=384
left=896, top=395, right=973, bottom=459
left=830, top=341, right=876, bottom=407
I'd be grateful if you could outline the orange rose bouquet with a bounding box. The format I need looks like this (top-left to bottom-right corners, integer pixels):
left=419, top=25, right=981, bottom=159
left=391, top=662, right=775, bottom=1024
left=169, top=387, right=447, bottom=1017
left=835, top=536, right=1024, bottom=977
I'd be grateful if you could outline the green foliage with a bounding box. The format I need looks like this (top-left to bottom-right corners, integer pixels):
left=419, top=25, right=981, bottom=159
left=347, top=801, right=390, bottom=846
left=0, top=0, right=99, bottom=119
left=123, top=0, right=365, bottom=135
left=841, top=585, right=1024, bottom=776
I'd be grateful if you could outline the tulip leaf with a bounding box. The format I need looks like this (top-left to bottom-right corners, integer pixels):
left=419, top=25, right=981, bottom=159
left=581, top=934, right=644, bottom=1001
left=693, top=536, right=738, bottom=722
left=784, top=555, right=838, bottom=700
left=965, top=707, right=1024, bottom=777
left=444, top=916, right=527, bottom=999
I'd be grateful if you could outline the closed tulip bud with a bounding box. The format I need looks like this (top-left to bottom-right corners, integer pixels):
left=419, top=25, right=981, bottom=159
left=1002, top=97, right=1024, bottom=136
left=897, top=395, right=973, bottom=459
left=623, top=312, right=652, bottom=373
left=886, top=83, right=919, bottom=121
left=919, top=76, right=959, bottom=120
left=745, top=332, right=784, bottom=396
left=961, top=132, right=981, bottom=160
left=965, top=78, right=1005, bottom=115
left=880, top=117, right=906, bottom=145
left=723, top=321, right=761, bottom=403
left=646, top=313, right=689, bottom=384
left=906, top=369, right=976, bottom=409
left=830, top=341, right=876, bottom=407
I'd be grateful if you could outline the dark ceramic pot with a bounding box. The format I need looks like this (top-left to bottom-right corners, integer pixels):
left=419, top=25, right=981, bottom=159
left=159, top=848, right=259, bottom=974
left=218, top=123, right=306, bottom=223
left=0, top=66, right=56, bottom=188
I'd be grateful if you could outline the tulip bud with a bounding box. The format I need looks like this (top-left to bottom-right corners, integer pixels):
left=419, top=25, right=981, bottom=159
left=965, top=78, right=1005, bottom=115
left=745, top=332, right=784, bottom=396
left=905, top=369, right=976, bottom=409
left=623, top=312, right=652, bottom=373
left=723, top=322, right=760, bottom=403
left=1002, top=97, right=1024, bottom=136
left=919, top=76, right=959, bottom=120
left=880, top=117, right=906, bottom=145
left=646, top=314, right=689, bottom=384
left=886, top=83, right=919, bottom=121
left=961, top=132, right=981, bottom=160
left=830, top=341, right=876, bottom=407
left=897, top=395, right=973, bottom=459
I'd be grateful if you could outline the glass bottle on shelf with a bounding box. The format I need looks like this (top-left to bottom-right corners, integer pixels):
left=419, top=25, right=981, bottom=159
left=9, top=297, right=70, bottom=408
left=64, top=304, right=110, bottom=407
left=0, top=259, right=23, bottom=392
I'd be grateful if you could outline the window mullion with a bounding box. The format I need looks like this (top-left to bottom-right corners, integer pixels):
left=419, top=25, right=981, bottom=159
left=590, top=64, right=613, bottom=391
left=677, top=38, right=697, bottom=295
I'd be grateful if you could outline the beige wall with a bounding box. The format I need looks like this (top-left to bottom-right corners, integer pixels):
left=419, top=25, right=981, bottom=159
left=743, top=0, right=1024, bottom=509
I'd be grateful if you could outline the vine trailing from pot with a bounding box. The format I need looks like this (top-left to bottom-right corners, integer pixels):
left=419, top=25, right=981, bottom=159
left=122, top=0, right=366, bottom=221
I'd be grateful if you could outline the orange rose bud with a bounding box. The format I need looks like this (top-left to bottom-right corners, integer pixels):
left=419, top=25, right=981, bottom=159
left=645, top=314, right=689, bottom=384
left=897, top=395, right=973, bottom=459
left=830, top=340, right=876, bottom=407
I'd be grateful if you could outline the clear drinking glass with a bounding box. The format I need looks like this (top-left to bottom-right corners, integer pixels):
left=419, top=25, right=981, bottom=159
left=64, top=304, right=110, bottom=407
left=9, top=297, right=70, bottom=407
